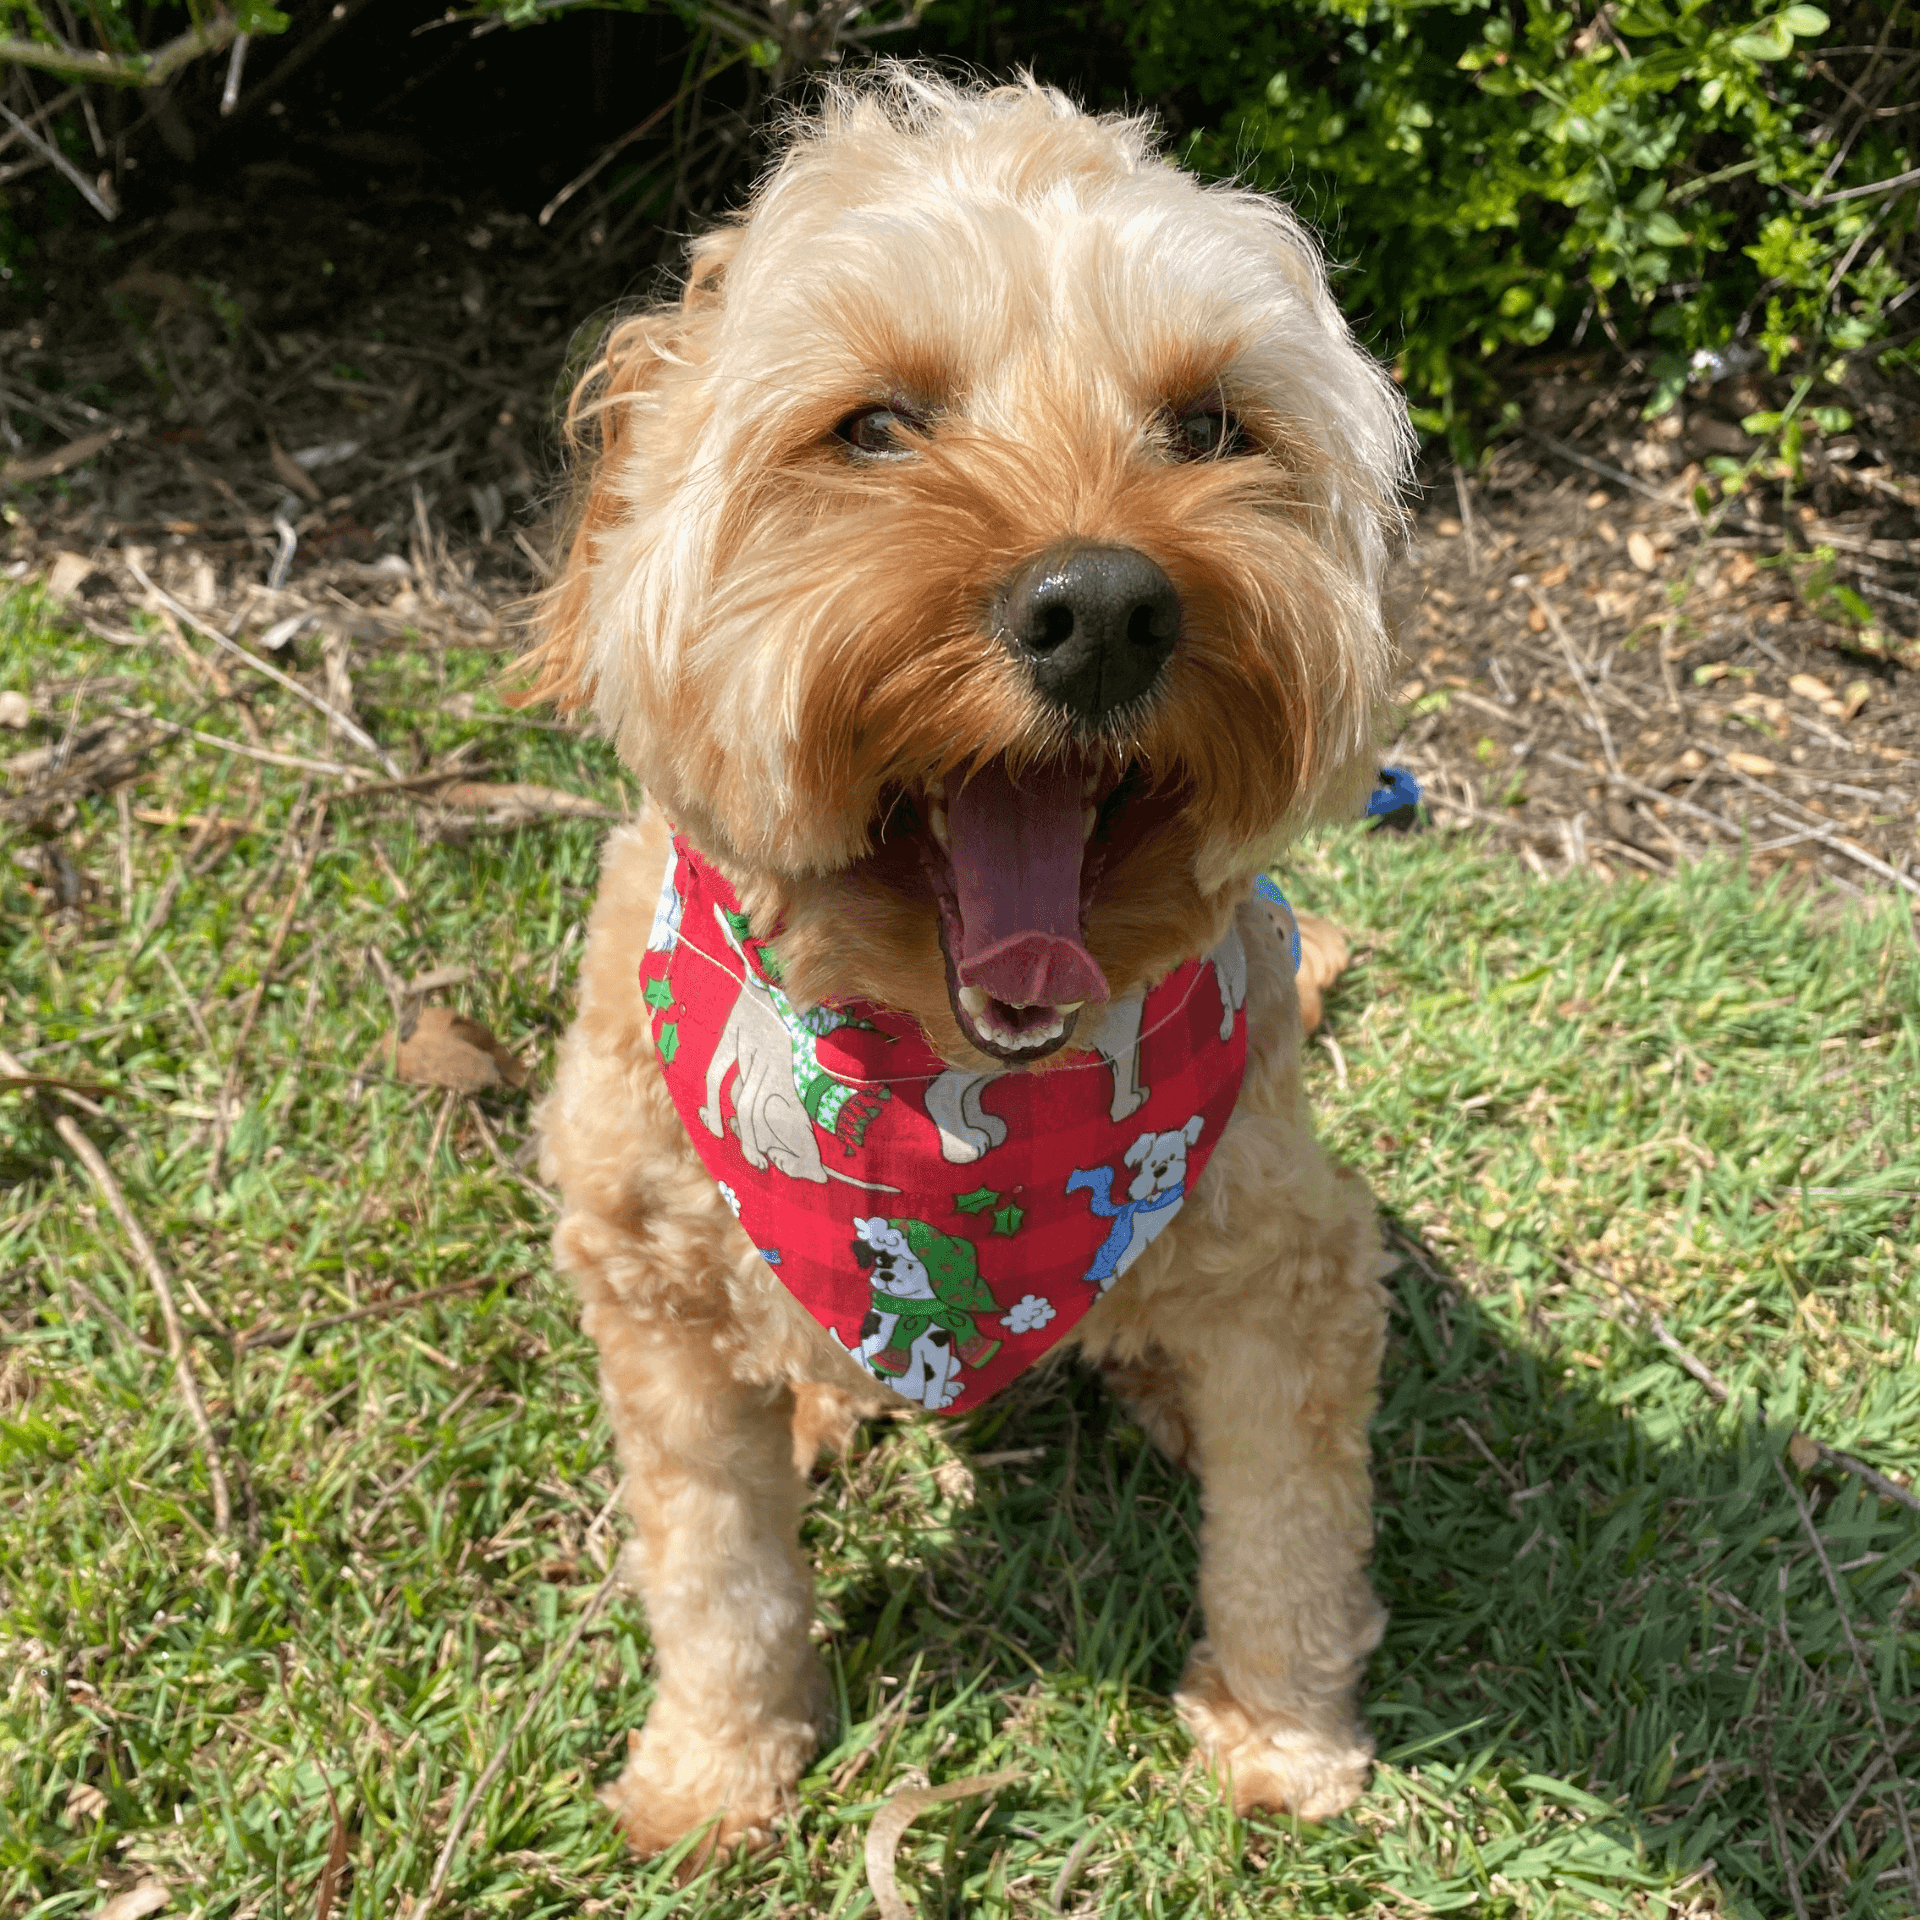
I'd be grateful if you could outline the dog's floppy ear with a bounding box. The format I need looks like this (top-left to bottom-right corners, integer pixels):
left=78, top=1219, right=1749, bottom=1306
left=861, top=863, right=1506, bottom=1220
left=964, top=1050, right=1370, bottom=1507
left=1124, top=1132, right=1155, bottom=1168
left=1183, top=1114, right=1203, bottom=1147
left=511, top=226, right=742, bottom=714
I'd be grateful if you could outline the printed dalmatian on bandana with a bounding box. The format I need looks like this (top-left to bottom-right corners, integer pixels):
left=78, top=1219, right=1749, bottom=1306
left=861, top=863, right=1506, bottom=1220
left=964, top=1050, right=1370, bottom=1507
left=640, top=833, right=1250, bottom=1415
left=831, top=1216, right=1004, bottom=1410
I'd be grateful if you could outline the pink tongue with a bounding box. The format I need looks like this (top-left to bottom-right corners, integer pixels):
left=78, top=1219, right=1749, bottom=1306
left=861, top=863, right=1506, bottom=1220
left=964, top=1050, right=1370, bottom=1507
left=947, top=757, right=1109, bottom=1009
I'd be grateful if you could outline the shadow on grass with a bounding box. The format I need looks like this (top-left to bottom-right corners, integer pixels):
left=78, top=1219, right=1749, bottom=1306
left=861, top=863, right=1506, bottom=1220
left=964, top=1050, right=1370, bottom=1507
left=786, top=1217, right=1920, bottom=1920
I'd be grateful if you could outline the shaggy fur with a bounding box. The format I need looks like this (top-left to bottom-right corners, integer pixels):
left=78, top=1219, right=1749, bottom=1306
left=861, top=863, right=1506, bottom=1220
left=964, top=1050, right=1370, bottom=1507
left=529, top=69, right=1413, bottom=1855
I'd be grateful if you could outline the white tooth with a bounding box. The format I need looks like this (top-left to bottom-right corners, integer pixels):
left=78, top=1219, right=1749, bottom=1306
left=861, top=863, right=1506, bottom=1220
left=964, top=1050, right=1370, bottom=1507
left=1082, top=806, right=1096, bottom=843
left=928, top=775, right=947, bottom=804
left=1083, top=772, right=1099, bottom=798
left=958, top=984, right=989, bottom=1017
left=1055, top=1001, right=1083, bottom=1015
left=930, top=804, right=949, bottom=850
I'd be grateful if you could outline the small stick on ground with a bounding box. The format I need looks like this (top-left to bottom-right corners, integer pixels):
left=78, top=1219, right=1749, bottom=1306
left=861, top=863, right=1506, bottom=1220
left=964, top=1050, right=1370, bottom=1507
left=1, top=1044, right=231, bottom=1537
left=126, top=559, right=403, bottom=776
left=232, top=1273, right=500, bottom=1352
left=210, top=802, right=329, bottom=1184
left=354, top=1376, right=489, bottom=1537
left=61, top=1272, right=164, bottom=1355
left=1758, top=1713, right=1813, bottom=1920
left=115, top=787, right=134, bottom=920
left=1766, top=808, right=1920, bottom=899
left=1568, top=1254, right=1920, bottom=1513
left=123, top=708, right=361, bottom=780
left=127, top=809, right=222, bottom=963
left=1541, top=750, right=1752, bottom=847
left=1452, top=463, right=1482, bottom=576
left=1775, top=1458, right=1920, bottom=1905
left=865, top=1766, right=1027, bottom=1920
left=466, top=1098, right=555, bottom=1204
left=1525, top=582, right=1620, bottom=775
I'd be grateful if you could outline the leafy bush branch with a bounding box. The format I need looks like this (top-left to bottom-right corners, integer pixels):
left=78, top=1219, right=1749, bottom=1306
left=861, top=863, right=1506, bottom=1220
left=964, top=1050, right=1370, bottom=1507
left=1116, top=0, right=1917, bottom=437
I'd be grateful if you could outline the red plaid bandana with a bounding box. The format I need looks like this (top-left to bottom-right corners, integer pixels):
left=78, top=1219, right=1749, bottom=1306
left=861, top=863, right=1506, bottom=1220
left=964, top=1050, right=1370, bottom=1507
left=640, top=835, right=1251, bottom=1413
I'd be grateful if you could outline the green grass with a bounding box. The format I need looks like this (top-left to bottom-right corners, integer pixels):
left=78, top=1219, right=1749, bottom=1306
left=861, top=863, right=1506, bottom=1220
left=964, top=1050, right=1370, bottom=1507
left=3, top=583, right=1917, bottom=1919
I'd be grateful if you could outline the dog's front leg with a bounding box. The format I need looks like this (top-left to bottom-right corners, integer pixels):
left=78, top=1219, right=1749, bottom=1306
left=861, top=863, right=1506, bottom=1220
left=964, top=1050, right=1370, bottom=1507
left=577, top=1263, right=825, bottom=1856
left=1129, top=1162, right=1392, bottom=1822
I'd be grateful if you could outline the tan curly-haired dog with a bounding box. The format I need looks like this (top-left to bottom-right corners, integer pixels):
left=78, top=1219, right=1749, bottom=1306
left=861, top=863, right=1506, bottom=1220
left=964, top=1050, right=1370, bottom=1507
left=524, top=69, right=1412, bottom=1856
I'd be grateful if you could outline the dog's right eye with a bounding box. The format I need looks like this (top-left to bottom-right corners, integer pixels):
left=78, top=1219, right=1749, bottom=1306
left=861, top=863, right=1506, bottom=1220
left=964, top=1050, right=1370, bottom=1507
left=835, top=406, right=922, bottom=459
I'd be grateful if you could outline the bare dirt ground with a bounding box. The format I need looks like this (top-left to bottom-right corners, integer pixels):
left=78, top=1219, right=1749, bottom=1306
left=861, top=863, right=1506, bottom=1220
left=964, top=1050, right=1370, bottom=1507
left=5, top=179, right=1918, bottom=907
left=1397, top=359, right=1920, bottom=904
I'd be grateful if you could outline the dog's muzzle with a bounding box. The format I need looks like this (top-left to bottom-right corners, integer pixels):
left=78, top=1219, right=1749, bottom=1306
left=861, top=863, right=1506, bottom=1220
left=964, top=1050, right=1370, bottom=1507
left=999, top=543, right=1179, bottom=723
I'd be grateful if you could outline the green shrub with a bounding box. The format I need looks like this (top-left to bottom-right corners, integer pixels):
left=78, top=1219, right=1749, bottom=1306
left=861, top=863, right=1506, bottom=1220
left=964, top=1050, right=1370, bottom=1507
left=1113, top=0, right=1917, bottom=437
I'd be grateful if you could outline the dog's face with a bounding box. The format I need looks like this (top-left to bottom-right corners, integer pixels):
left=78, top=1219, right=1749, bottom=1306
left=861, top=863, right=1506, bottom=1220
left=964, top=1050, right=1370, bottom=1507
left=535, top=73, right=1410, bottom=1067
left=1123, top=1114, right=1202, bottom=1202
left=851, top=1218, right=936, bottom=1300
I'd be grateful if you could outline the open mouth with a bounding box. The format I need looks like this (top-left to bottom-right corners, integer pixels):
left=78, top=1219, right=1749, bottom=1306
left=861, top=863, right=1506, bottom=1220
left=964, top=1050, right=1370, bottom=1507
left=908, top=751, right=1133, bottom=1064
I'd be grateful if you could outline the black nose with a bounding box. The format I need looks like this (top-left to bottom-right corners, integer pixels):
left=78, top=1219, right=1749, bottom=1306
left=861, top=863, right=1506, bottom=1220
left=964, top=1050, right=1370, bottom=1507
left=1001, top=545, right=1180, bottom=723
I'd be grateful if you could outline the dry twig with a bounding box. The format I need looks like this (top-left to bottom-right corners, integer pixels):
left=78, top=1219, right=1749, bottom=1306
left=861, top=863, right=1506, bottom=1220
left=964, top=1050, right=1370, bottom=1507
left=122, top=707, right=360, bottom=779
left=229, top=1274, right=499, bottom=1353
left=209, top=803, right=329, bottom=1183
left=1568, top=1254, right=1920, bottom=1513
left=865, top=1766, right=1026, bottom=1920
left=1775, top=1459, right=1920, bottom=1904
left=125, top=560, right=402, bottom=775
left=0, top=1043, right=230, bottom=1536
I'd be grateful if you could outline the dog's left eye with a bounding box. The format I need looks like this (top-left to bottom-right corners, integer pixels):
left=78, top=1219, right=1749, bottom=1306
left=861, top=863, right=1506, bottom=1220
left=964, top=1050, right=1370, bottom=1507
left=835, top=406, right=923, bottom=459
left=1171, top=408, right=1251, bottom=460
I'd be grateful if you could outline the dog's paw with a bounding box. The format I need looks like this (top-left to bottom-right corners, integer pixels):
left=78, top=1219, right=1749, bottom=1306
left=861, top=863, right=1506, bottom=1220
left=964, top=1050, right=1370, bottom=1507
left=1175, top=1642, right=1373, bottom=1822
left=600, top=1694, right=823, bottom=1860
left=1287, top=910, right=1350, bottom=1036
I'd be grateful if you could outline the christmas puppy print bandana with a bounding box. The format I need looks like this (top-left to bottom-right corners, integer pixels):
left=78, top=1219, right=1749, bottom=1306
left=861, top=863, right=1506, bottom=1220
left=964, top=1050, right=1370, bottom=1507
left=641, top=835, right=1250, bottom=1414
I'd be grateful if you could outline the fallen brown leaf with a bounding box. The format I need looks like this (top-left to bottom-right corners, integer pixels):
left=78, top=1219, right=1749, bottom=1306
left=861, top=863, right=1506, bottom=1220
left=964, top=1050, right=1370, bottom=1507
left=95, top=1883, right=169, bottom=1920
left=315, top=1784, right=352, bottom=1920
left=1841, top=679, right=1872, bottom=722
left=1787, top=1431, right=1822, bottom=1474
left=394, top=1006, right=528, bottom=1092
left=1725, top=750, right=1778, bottom=777
left=1627, top=529, right=1658, bottom=572
left=864, top=1767, right=1024, bottom=1920
left=64, top=1781, right=108, bottom=1824
left=1789, top=672, right=1836, bottom=705
left=269, top=435, right=323, bottom=504
left=47, top=551, right=97, bottom=601
left=408, top=963, right=472, bottom=994
left=0, top=690, right=30, bottom=729
left=2, top=428, right=120, bottom=485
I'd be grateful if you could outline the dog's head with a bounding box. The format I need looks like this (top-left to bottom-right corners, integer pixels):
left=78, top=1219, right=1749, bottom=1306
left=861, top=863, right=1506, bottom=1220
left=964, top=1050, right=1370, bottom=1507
left=851, top=1216, right=936, bottom=1299
left=1122, top=1113, right=1204, bottom=1202
left=530, top=69, right=1411, bottom=1067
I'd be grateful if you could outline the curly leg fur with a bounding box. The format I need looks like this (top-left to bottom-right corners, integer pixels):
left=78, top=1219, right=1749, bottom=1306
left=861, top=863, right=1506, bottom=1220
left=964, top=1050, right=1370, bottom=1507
left=1081, top=898, right=1390, bottom=1822
left=579, top=1255, right=828, bottom=1855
